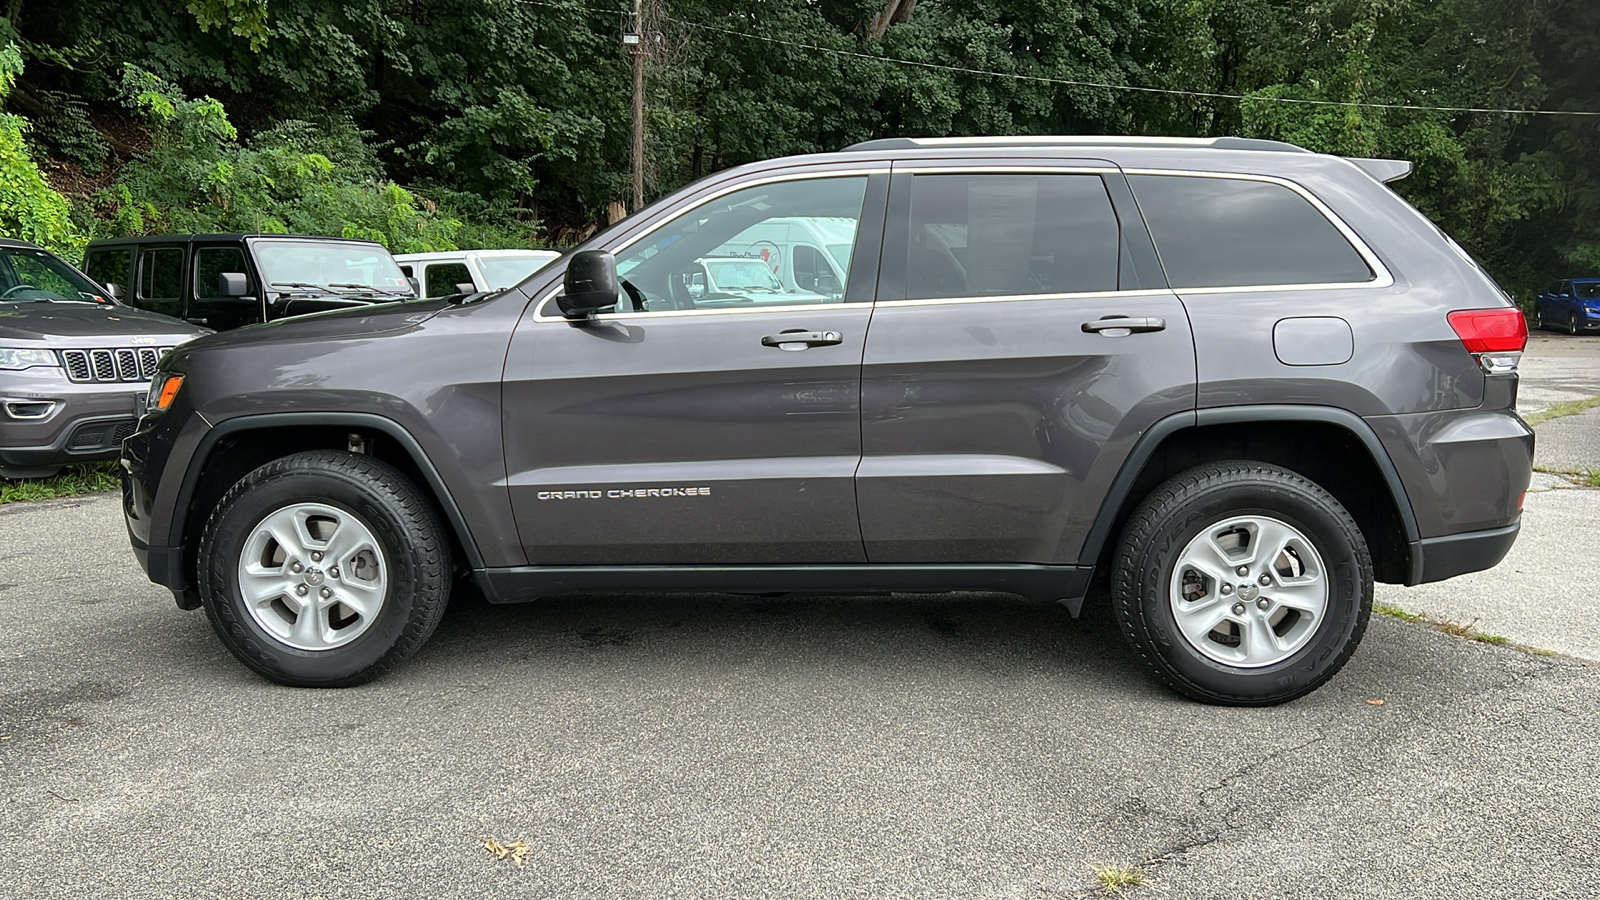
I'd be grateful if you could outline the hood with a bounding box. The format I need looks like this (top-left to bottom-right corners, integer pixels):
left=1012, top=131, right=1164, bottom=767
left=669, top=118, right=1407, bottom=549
left=0, top=301, right=207, bottom=342
left=178, top=297, right=455, bottom=355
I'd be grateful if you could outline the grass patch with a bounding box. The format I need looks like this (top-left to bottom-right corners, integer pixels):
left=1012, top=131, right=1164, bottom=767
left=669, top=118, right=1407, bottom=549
left=1090, top=864, right=1147, bottom=893
left=1525, top=395, right=1600, bottom=427
left=0, top=462, right=120, bottom=504
left=1374, top=603, right=1550, bottom=653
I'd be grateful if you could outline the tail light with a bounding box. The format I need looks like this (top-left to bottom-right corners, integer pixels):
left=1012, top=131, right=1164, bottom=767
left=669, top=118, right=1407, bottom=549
left=1448, top=308, right=1527, bottom=374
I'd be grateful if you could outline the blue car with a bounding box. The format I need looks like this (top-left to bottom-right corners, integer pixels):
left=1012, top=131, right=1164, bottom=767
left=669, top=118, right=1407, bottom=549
left=1535, top=278, right=1600, bottom=334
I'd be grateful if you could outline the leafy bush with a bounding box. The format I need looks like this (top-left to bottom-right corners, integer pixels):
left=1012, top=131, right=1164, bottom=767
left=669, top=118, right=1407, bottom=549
left=0, top=44, right=76, bottom=253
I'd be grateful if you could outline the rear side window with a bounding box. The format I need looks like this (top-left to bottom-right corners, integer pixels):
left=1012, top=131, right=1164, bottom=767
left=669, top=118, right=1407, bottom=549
left=83, top=248, right=131, bottom=290
left=138, top=248, right=184, bottom=301
left=906, top=174, right=1119, bottom=299
left=1129, top=175, right=1374, bottom=289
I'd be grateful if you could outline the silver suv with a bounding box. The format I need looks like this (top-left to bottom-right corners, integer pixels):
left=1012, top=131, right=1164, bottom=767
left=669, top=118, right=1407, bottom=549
left=0, top=239, right=205, bottom=479
left=122, top=136, right=1533, bottom=705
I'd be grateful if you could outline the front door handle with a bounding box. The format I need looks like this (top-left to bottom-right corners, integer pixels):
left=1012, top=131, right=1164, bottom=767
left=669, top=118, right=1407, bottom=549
left=1081, top=316, right=1165, bottom=335
left=761, top=330, right=843, bottom=351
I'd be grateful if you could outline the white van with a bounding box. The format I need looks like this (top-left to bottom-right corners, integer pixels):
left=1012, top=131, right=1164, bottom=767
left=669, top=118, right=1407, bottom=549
left=394, top=249, right=561, bottom=297
left=709, top=216, right=856, bottom=297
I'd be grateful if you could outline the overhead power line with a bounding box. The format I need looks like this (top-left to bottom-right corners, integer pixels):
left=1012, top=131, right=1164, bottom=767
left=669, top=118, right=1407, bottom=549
left=508, top=0, right=1600, bottom=118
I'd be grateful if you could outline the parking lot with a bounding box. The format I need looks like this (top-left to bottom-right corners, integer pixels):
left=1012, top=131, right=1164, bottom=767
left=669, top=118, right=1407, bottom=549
left=3, top=332, right=1599, bottom=899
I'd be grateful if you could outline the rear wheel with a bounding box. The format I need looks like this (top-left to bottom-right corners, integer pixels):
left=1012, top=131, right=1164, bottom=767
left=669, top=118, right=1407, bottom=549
left=1112, top=461, right=1372, bottom=706
left=197, top=450, right=451, bottom=687
left=1534, top=305, right=1545, bottom=331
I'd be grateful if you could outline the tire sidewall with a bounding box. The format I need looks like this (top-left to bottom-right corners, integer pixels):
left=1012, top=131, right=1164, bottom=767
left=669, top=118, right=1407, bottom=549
left=1135, top=482, right=1367, bottom=703
left=202, top=469, right=421, bottom=686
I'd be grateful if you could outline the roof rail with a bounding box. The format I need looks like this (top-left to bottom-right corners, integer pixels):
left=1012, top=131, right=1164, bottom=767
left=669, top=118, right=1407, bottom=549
left=841, top=135, right=1310, bottom=153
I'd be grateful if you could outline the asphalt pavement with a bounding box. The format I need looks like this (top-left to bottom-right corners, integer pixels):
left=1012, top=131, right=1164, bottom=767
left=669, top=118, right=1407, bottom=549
left=3, top=330, right=1599, bottom=898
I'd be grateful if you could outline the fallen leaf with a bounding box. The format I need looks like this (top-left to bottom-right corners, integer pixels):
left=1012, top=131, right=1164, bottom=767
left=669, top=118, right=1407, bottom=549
left=482, top=837, right=532, bottom=866
left=1366, top=699, right=1385, bottom=706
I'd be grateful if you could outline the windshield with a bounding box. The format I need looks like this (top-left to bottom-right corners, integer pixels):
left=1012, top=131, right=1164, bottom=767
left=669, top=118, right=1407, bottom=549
left=1575, top=282, right=1600, bottom=299
left=478, top=254, right=558, bottom=290
left=0, top=247, right=108, bottom=303
left=255, top=241, right=410, bottom=294
left=703, top=259, right=782, bottom=292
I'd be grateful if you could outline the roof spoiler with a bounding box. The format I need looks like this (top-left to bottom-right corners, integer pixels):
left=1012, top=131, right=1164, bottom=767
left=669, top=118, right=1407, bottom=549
left=1346, top=157, right=1414, bottom=183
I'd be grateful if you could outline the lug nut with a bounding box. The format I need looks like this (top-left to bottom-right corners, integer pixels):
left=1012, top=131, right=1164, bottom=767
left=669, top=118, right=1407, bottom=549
left=311, top=551, right=324, bottom=562
left=320, top=587, right=332, bottom=599
left=1257, top=598, right=1270, bottom=611
left=1221, top=584, right=1233, bottom=595
left=1259, top=574, right=1272, bottom=586
left=1231, top=602, right=1246, bottom=615
left=329, top=566, right=340, bottom=579
left=290, top=562, right=303, bottom=573
left=1236, top=566, right=1249, bottom=576
left=295, top=585, right=308, bottom=596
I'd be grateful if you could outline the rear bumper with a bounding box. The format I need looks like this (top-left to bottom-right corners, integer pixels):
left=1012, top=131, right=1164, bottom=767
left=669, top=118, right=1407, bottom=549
left=1408, top=520, right=1520, bottom=585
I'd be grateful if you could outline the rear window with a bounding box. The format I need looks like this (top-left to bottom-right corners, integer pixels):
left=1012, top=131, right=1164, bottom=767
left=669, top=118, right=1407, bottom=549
left=1129, top=175, right=1373, bottom=289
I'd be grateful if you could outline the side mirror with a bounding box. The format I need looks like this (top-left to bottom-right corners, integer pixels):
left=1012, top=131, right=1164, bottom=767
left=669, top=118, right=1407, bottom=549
left=407, top=276, right=423, bottom=298
left=559, top=250, right=619, bottom=317
left=454, top=282, right=477, bottom=297
left=103, top=282, right=123, bottom=300
left=217, top=272, right=251, bottom=297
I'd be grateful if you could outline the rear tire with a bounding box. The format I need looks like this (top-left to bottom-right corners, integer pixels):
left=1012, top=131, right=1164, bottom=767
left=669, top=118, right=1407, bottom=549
left=197, top=450, right=451, bottom=687
left=1112, top=462, right=1372, bottom=706
left=1534, top=306, right=1545, bottom=331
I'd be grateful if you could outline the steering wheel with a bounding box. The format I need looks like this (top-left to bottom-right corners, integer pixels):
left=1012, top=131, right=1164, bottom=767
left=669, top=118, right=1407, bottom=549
left=1, top=283, right=40, bottom=299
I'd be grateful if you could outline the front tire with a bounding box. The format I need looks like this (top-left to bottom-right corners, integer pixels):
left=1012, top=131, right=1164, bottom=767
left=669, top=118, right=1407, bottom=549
left=1112, top=462, right=1372, bottom=706
left=197, top=450, right=452, bottom=687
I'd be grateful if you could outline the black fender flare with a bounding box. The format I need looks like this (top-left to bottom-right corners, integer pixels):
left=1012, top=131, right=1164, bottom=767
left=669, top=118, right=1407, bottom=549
left=1078, top=405, right=1422, bottom=574
left=168, top=411, right=485, bottom=571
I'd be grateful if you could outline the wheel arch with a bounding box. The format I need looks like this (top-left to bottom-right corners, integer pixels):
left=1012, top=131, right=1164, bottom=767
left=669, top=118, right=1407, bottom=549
left=1082, top=406, right=1421, bottom=585
left=172, top=413, right=485, bottom=599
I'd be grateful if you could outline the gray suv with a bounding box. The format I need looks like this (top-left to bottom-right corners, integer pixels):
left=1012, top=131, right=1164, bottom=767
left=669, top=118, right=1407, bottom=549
left=121, top=137, right=1533, bottom=705
left=0, top=239, right=205, bottom=479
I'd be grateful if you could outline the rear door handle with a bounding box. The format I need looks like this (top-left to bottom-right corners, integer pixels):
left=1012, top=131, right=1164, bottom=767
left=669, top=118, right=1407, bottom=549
left=761, top=330, right=843, bottom=351
left=1082, top=316, right=1165, bottom=335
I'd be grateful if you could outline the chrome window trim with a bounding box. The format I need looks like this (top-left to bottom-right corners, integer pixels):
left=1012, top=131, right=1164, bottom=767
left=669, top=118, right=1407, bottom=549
left=891, top=165, right=1119, bottom=175
left=876, top=288, right=1175, bottom=308
left=533, top=168, right=886, bottom=323
left=1121, top=168, right=1395, bottom=292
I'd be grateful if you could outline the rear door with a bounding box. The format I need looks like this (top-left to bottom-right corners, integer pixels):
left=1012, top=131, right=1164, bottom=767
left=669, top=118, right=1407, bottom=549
left=134, top=245, right=186, bottom=319
left=502, top=167, right=889, bottom=564
left=857, top=159, right=1196, bottom=564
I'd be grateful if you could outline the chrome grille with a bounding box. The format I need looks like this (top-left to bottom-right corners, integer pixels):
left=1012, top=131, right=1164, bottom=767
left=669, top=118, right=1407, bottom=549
left=60, top=346, right=177, bottom=384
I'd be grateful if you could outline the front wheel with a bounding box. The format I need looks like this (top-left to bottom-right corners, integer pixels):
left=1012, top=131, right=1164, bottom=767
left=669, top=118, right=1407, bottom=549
left=1112, top=462, right=1373, bottom=706
left=197, top=450, right=452, bottom=687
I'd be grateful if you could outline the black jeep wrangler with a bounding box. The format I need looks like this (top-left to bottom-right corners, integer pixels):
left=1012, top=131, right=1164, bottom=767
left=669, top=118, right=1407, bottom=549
left=82, top=234, right=416, bottom=331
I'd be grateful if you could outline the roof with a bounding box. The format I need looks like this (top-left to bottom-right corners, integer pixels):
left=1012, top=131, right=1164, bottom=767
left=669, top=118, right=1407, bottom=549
left=84, top=233, right=388, bottom=248
left=843, top=135, right=1311, bottom=153
left=0, top=237, right=47, bottom=250
left=393, top=248, right=561, bottom=263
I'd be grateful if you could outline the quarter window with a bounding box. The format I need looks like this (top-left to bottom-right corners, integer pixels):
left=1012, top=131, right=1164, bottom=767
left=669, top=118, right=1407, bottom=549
left=904, top=174, right=1120, bottom=300
left=1129, top=175, right=1374, bottom=289
left=424, top=262, right=474, bottom=298
left=608, top=176, right=868, bottom=313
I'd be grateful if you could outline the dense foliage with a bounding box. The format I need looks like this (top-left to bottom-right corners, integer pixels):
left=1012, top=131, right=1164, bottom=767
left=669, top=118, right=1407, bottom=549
left=0, top=0, right=1596, bottom=297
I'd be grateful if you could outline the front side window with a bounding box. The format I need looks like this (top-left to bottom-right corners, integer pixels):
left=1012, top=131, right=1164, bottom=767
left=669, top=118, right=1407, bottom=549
left=0, top=248, right=105, bottom=302
left=195, top=247, right=254, bottom=298
left=254, top=241, right=410, bottom=296
left=608, top=176, right=868, bottom=313
left=424, top=262, right=474, bottom=298
left=1129, top=174, right=1374, bottom=289
left=905, top=174, right=1120, bottom=300
left=479, top=254, right=557, bottom=289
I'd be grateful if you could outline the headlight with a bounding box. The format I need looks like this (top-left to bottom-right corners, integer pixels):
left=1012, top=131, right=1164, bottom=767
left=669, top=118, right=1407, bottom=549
left=146, top=373, right=186, bottom=412
left=0, top=347, right=60, bottom=370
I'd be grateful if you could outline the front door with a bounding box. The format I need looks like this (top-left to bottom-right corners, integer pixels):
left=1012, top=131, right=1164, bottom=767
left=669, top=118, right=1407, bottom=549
left=503, top=171, right=888, bottom=564
left=857, top=164, right=1197, bottom=564
left=189, top=244, right=264, bottom=330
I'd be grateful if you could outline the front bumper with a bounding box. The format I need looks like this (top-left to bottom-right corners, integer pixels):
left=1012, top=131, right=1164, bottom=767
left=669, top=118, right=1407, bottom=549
left=0, top=372, right=149, bottom=476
